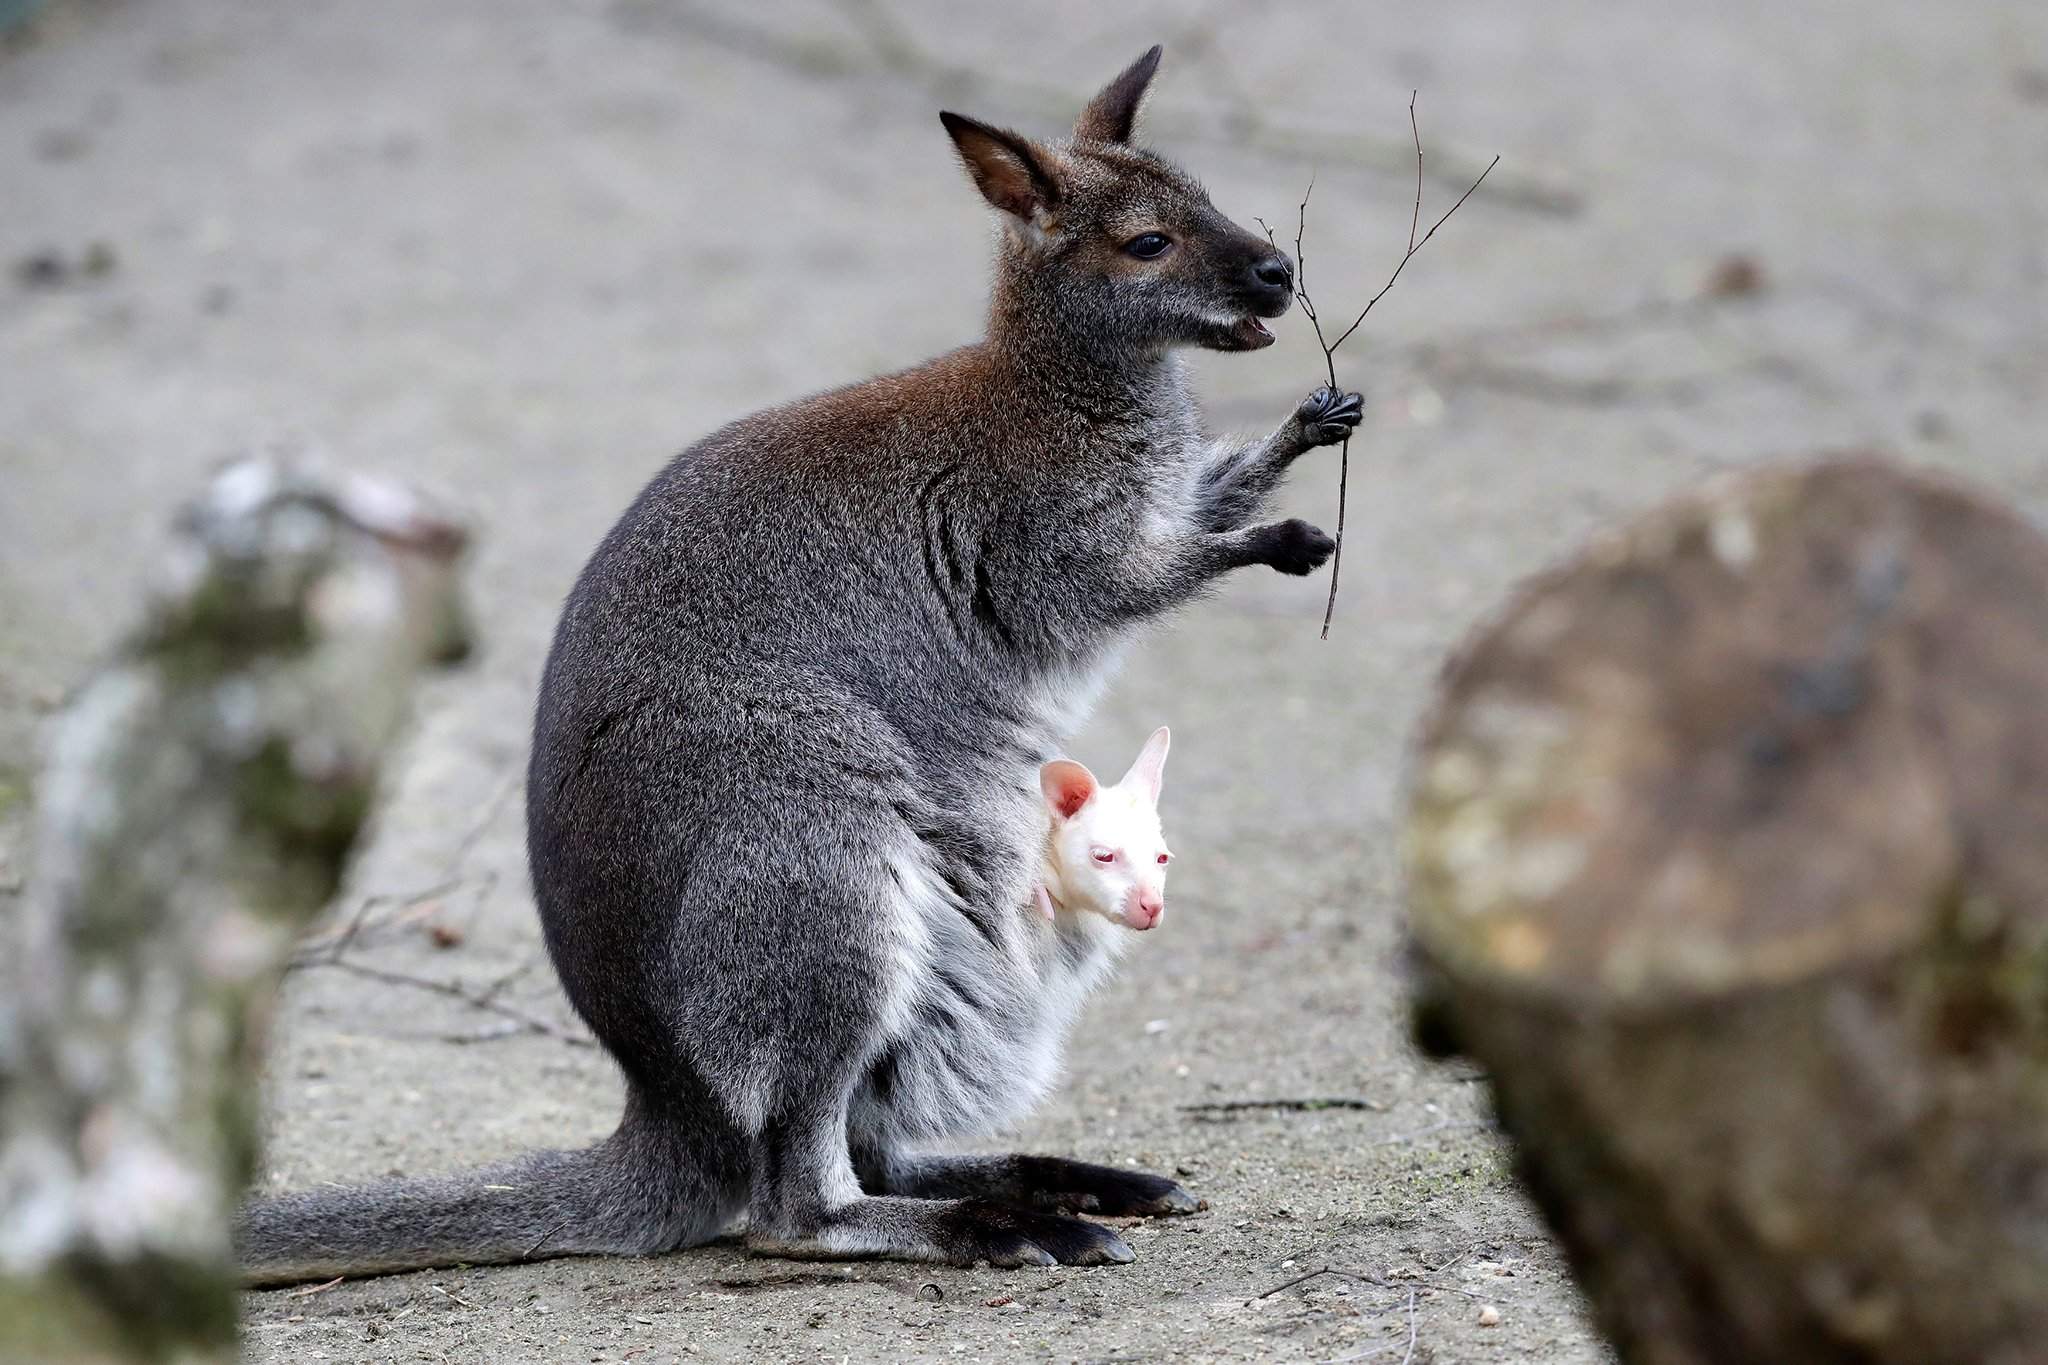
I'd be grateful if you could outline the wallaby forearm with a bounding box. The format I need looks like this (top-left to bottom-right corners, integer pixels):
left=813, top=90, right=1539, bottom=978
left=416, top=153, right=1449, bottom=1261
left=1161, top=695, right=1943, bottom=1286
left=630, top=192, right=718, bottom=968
left=1190, top=386, right=1364, bottom=532
left=1095, top=521, right=1335, bottom=624
left=1192, top=432, right=1296, bottom=532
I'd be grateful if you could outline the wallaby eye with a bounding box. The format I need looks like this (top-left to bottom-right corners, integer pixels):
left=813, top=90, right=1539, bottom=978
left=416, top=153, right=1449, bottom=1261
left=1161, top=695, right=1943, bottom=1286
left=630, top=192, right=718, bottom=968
left=1090, top=847, right=1116, bottom=865
left=1124, top=232, right=1172, bottom=260
left=1156, top=852, right=1171, bottom=866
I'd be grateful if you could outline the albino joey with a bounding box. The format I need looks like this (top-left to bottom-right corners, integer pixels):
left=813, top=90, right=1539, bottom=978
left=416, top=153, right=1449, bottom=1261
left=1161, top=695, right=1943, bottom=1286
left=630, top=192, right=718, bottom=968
left=1035, top=726, right=1174, bottom=933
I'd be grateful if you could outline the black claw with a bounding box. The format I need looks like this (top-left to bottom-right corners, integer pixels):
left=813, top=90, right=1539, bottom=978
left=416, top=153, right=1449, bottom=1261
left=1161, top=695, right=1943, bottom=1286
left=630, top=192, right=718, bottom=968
left=1295, top=387, right=1365, bottom=448
left=939, top=1198, right=1136, bottom=1269
left=1004, top=1157, right=1202, bottom=1219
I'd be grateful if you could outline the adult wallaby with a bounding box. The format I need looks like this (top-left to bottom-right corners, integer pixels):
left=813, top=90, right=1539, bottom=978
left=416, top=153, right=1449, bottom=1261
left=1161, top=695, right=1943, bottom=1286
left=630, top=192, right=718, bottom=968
left=240, top=45, right=1362, bottom=1282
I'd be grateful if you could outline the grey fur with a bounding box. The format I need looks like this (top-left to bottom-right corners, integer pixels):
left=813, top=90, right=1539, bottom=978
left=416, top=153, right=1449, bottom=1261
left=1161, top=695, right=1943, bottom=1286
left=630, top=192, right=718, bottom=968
left=238, top=45, right=1361, bottom=1284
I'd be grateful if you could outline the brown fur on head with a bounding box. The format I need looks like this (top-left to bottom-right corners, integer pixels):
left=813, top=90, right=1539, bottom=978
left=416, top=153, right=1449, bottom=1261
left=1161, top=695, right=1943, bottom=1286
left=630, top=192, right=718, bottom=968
left=940, top=46, right=1294, bottom=359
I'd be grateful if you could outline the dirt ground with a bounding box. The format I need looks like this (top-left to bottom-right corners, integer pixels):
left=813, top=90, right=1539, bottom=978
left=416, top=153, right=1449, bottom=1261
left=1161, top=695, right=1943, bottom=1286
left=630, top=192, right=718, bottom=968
left=3, top=2, right=2044, bottom=1361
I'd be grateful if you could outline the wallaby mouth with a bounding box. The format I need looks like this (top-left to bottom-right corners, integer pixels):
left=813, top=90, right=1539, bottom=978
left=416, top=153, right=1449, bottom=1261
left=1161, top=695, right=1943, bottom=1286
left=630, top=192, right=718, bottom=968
left=1206, top=315, right=1277, bottom=352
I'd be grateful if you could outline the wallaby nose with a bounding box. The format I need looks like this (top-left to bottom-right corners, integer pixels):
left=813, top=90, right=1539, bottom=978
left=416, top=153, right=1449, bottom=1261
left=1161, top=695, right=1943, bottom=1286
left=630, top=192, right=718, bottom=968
left=1253, top=254, right=1294, bottom=291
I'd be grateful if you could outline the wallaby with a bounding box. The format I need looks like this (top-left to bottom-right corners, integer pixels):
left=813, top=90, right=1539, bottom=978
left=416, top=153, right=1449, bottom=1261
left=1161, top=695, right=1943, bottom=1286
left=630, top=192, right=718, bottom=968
left=239, top=44, right=1362, bottom=1283
left=1034, top=727, right=1174, bottom=933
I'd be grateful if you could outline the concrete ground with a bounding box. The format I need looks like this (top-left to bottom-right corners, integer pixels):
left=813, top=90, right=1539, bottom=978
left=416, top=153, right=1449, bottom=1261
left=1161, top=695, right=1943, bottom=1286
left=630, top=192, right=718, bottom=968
left=2, top=1, right=2043, bottom=1360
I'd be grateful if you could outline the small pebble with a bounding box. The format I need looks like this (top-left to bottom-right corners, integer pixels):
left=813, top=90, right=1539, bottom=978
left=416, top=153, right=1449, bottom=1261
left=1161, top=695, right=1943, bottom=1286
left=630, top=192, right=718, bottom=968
left=1700, top=253, right=1765, bottom=298
left=1477, top=1304, right=1501, bottom=1327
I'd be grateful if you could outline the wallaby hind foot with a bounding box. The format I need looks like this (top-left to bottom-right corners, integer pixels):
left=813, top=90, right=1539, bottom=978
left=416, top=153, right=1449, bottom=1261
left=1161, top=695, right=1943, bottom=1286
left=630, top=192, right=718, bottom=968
left=860, top=1150, right=1202, bottom=1217
left=747, top=1195, right=1136, bottom=1269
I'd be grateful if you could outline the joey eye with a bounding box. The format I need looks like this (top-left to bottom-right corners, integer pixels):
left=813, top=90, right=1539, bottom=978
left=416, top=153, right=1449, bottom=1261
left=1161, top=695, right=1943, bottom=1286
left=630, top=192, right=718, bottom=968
left=1124, top=232, right=1172, bottom=261
left=1090, top=847, right=1116, bottom=865
left=1156, top=852, right=1171, bottom=866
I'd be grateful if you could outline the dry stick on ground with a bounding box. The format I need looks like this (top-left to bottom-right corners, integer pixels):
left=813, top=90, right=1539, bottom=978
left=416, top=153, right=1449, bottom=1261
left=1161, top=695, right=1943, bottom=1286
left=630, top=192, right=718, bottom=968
left=289, top=766, right=517, bottom=968
left=300, top=956, right=595, bottom=1049
left=0, top=459, right=469, bottom=1365
left=1259, top=93, right=1498, bottom=638
left=1180, top=1096, right=1384, bottom=1116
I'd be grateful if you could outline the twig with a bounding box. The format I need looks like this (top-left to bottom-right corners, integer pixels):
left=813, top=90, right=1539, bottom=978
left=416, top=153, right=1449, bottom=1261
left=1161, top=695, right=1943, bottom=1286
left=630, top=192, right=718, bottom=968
left=289, top=877, right=460, bottom=969
left=1260, top=92, right=1497, bottom=638
left=1181, top=1097, right=1384, bottom=1117
left=525, top=1218, right=571, bottom=1259
left=300, top=957, right=595, bottom=1048
left=1422, top=1241, right=1488, bottom=1276
left=1278, top=1263, right=1488, bottom=1303
left=289, top=769, right=518, bottom=968
left=1250, top=1264, right=1333, bottom=1302
left=428, top=1283, right=476, bottom=1310
left=281, top=1275, right=345, bottom=1298
left=437, top=1020, right=527, bottom=1046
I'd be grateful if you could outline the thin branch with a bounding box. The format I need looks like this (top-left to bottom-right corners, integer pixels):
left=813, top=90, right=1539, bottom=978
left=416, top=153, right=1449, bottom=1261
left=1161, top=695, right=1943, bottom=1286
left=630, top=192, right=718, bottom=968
left=281, top=1275, right=345, bottom=1299
left=1182, top=1096, right=1385, bottom=1117
left=288, top=876, right=459, bottom=969
left=1250, top=1264, right=1333, bottom=1302
left=288, top=769, right=518, bottom=969
left=1406, top=92, right=1423, bottom=254
left=1327, top=152, right=1500, bottom=357
left=525, top=1217, right=572, bottom=1259
left=1262, top=93, right=1497, bottom=638
left=299, top=957, right=595, bottom=1049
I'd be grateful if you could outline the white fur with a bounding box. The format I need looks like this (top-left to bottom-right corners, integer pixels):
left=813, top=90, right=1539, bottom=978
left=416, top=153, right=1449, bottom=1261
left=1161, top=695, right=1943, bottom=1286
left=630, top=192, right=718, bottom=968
left=855, top=728, right=1177, bottom=1154
left=1039, top=727, right=1173, bottom=931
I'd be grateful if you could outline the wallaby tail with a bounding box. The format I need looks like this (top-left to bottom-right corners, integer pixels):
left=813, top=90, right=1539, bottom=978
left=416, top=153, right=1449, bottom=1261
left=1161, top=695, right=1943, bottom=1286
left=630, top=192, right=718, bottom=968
left=238, top=1100, right=726, bottom=1286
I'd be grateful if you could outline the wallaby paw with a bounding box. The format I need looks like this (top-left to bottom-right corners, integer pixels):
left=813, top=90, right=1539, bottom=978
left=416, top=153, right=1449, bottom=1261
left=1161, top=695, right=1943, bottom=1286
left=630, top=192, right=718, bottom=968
left=1254, top=519, right=1337, bottom=576
left=1062, top=1172, right=1201, bottom=1217
left=1295, top=385, right=1365, bottom=448
left=1020, top=1163, right=1201, bottom=1217
left=938, top=1199, right=1135, bottom=1268
left=1114, top=1174, right=1203, bottom=1217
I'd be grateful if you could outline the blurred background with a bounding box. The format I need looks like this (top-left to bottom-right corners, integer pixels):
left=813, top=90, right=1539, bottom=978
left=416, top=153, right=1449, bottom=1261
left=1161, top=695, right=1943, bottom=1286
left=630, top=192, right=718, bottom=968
left=1, top=2, right=2042, bottom=1361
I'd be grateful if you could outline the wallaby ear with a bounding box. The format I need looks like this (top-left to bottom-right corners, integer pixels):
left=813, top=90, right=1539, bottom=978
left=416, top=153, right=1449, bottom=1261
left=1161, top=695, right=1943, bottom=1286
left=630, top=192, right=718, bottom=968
left=1119, top=726, right=1171, bottom=805
left=1040, top=759, right=1098, bottom=821
left=1073, top=44, right=1162, bottom=144
left=939, top=111, right=1062, bottom=223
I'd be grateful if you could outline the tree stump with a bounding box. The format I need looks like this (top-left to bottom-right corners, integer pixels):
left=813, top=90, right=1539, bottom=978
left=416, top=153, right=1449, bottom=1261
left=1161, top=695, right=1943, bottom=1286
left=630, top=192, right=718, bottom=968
left=0, top=459, right=469, bottom=1364
left=1405, top=456, right=2048, bottom=1365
